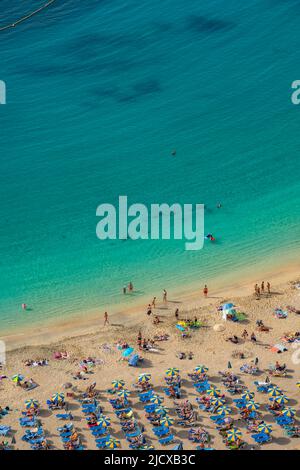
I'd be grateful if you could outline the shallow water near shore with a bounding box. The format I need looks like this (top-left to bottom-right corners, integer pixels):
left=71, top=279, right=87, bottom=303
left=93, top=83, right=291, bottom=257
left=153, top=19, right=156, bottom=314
left=0, top=0, right=300, bottom=331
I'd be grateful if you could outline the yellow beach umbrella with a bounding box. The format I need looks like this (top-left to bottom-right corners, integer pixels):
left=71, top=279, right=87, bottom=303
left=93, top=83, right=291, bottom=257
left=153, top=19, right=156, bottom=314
left=241, top=391, right=254, bottom=401
left=268, top=388, right=282, bottom=398
left=25, top=399, right=39, bottom=410
left=245, top=401, right=260, bottom=411
left=117, top=389, right=130, bottom=399
left=216, top=406, right=231, bottom=416
left=207, top=388, right=221, bottom=397
left=227, top=428, right=242, bottom=443
left=150, top=395, right=163, bottom=405
left=296, top=381, right=300, bottom=389
left=274, top=395, right=289, bottom=405
left=211, top=398, right=225, bottom=407
left=105, top=438, right=121, bottom=449
left=112, top=380, right=125, bottom=389
left=257, top=424, right=273, bottom=434
left=194, top=366, right=208, bottom=374
left=160, top=417, right=174, bottom=427
left=281, top=407, right=296, bottom=417
left=138, top=373, right=151, bottom=383
left=165, top=368, right=179, bottom=377
left=98, top=416, right=111, bottom=428
left=52, top=393, right=65, bottom=403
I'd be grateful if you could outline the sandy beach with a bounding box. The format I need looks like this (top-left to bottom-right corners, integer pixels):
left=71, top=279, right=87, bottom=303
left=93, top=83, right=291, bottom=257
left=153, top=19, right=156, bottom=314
left=0, top=270, right=299, bottom=450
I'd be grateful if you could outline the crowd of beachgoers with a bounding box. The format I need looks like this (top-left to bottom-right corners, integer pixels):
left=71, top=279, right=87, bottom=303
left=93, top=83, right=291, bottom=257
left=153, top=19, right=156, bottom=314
left=0, top=276, right=299, bottom=450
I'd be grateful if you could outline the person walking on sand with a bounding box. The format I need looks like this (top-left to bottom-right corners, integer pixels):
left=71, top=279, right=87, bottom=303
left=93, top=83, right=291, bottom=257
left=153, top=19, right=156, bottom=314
left=254, top=284, right=258, bottom=296
left=151, top=297, right=156, bottom=308
left=104, top=311, right=109, bottom=326
left=175, top=308, right=179, bottom=321
left=251, top=332, right=257, bottom=343
left=163, top=289, right=167, bottom=303
left=256, top=286, right=261, bottom=298
left=261, top=281, right=265, bottom=294
left=203, top=285, right=208, bottom=297
left=267, top=281, right=271, bottom=295
left=242, top=329, right=248, bottom=340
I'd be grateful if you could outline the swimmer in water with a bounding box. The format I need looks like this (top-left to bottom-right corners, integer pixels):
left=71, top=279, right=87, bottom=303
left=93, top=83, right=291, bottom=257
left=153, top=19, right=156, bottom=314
left=22, top=303, right=27, bottom=310
left=171, top=149, right=176, bottom=156
left=217, top=203, right=222, bottom=208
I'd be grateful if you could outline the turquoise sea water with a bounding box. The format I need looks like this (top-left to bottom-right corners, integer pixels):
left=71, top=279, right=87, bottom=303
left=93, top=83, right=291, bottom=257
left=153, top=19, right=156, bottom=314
left=0, top=0, right=300, bottom=330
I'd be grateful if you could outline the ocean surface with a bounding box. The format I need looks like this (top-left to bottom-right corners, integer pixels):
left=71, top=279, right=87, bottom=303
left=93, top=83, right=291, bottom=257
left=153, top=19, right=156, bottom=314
left=0, top=0, right=300, bottom=331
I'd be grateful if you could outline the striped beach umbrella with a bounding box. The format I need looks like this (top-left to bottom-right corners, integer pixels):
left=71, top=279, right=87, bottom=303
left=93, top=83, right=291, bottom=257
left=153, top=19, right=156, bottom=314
left=25, top=399, right=39, bottom=410
left=150, top=395, right=163, bottom=405
left=211, top=398, right=225, bottom=408
left=274, top=395, right=289, bottom=405
left=165, top=368, right=179, bottom=377
left=138, top=373, right=151, bottom=383
left=117, top=389, right=130, bottom=399
left=245, top=401, right=260, bottom=411
left=207, top=388, right=221, bottom=397
left=227, top=428, right=242, bottom=443
left=268, top=388, right=282, bottom=398
left=216, top=406, right=232, bottom=416
left=194, top=365, right=208, bottom=374
left=281, top=407, right=296, bottom=417
left=160, top=416, right=174, bottom=427
left=112, top=380, right=125, bottom=389
left=11, top=374, right=24, bottom=383
left=241, top=391, right=255, bottom=401
left=98, top=416, right=111, bottom=428
left=257, top=424, right=273, bottom=434
left=52, top=393, right=65, bottom=403
left=155, top=406, right=169, bottom=415
left=105, top=438, right=121, bottom=449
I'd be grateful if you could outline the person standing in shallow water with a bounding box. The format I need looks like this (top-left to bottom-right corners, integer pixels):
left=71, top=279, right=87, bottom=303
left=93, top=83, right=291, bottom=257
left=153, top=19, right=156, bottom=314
left=203, top=285, right=208, bottom=297
left=104, top=311, right=109, bottom=326
left=261, top=281, right=265, bottom=294
left=163, top=289, right=167, bottom=303
left=267, top=282, right=271, bottom=295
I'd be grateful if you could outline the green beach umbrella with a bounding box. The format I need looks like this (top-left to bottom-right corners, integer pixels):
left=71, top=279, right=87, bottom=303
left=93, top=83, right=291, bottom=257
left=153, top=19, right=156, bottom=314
left=138, top=373, right=151, bottom=383
left=117, top=389, right=130, bottom=398
left=194, top=365, right=208, bottom=374
left=150, top=395, right=163, bottom=405
left=245, top=401, right=260, bottom=411
left=160, top=416, right=174, bottom=427
left=241, top=391, right=255, bottom=401
left=25, top=399, right=39, bottom=410
left=52, top=393, right=65, bottom=403
left=12, top=374, right=24, bottom=383
left=165, top=368, right=180, bottom=377
left=216, top=406, right=231, bottom=416
left=112, top=379, right=125, bottom=389
left=281, top=407, right=296, bottom=417
left=257, top=424, right=273, bottom=434
left=274, top=395, right=289, bottom=405
left=227, top=428, right=242, bottom=443
left=105, top=438, right=121, bottom=449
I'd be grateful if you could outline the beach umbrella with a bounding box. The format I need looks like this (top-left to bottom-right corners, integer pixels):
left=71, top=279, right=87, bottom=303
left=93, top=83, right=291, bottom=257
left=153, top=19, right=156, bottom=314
left=226, top=428, right=242, bottom=443
left=194, top=366, right=208, bottom=374
left=25, top=399, right=39, bottom=410
left=98, top=416, right=111, bottom=428
left=296, top=381, right=300, bottom=389
left=11, top=374, right=24, bottom=383
left=257, top=424, right=273, bottom=434
left=105, top=438, right=121, bottom=449
left=207, top=388, right=221, bottom=397
left=211, top=398, right=225, bottom=408
left=122, top=347, right=134, bottom=358
left=268, top=388, right=282, bottom=398
left=138, top=373, right=151, bottom=383
left=245, top=401, right=260, bottom=411
left=222, top=303, right=234, bottom=310
left=165, top=368, right=179, bottom=377
left=274, top=395, right=289, bottom=405
left=160, top=416, right=174, bottom=427
left=155, top=406, right=169, bottom=415
left=150, top=395, right=163, bottom=405
left=117, top=389, right=130, bottom=399
left=281, top=407, right=296, bottom=417
left=112, top=380, right=125, bottom=389
left=241, top=391, right=255, bottom=401
left=216, top=406, right=231, bottom=416
left=52, top=393, right=65, bottom=403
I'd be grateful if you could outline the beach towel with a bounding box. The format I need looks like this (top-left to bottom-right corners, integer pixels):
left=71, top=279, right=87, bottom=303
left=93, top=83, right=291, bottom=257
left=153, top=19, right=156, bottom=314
left=271, top=344, right=288, bottom=353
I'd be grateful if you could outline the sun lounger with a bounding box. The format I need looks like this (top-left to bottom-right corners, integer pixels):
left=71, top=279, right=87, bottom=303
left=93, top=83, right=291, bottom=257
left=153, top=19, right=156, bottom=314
left=251, top=432, right=272, bottom=444
left=159, top=434, right=174, bottom=445
left=139, top=391, right=154, bottom=402
left=0, top=425, right=11, bottom=436
left=56, top=413, right=73, bottom=420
